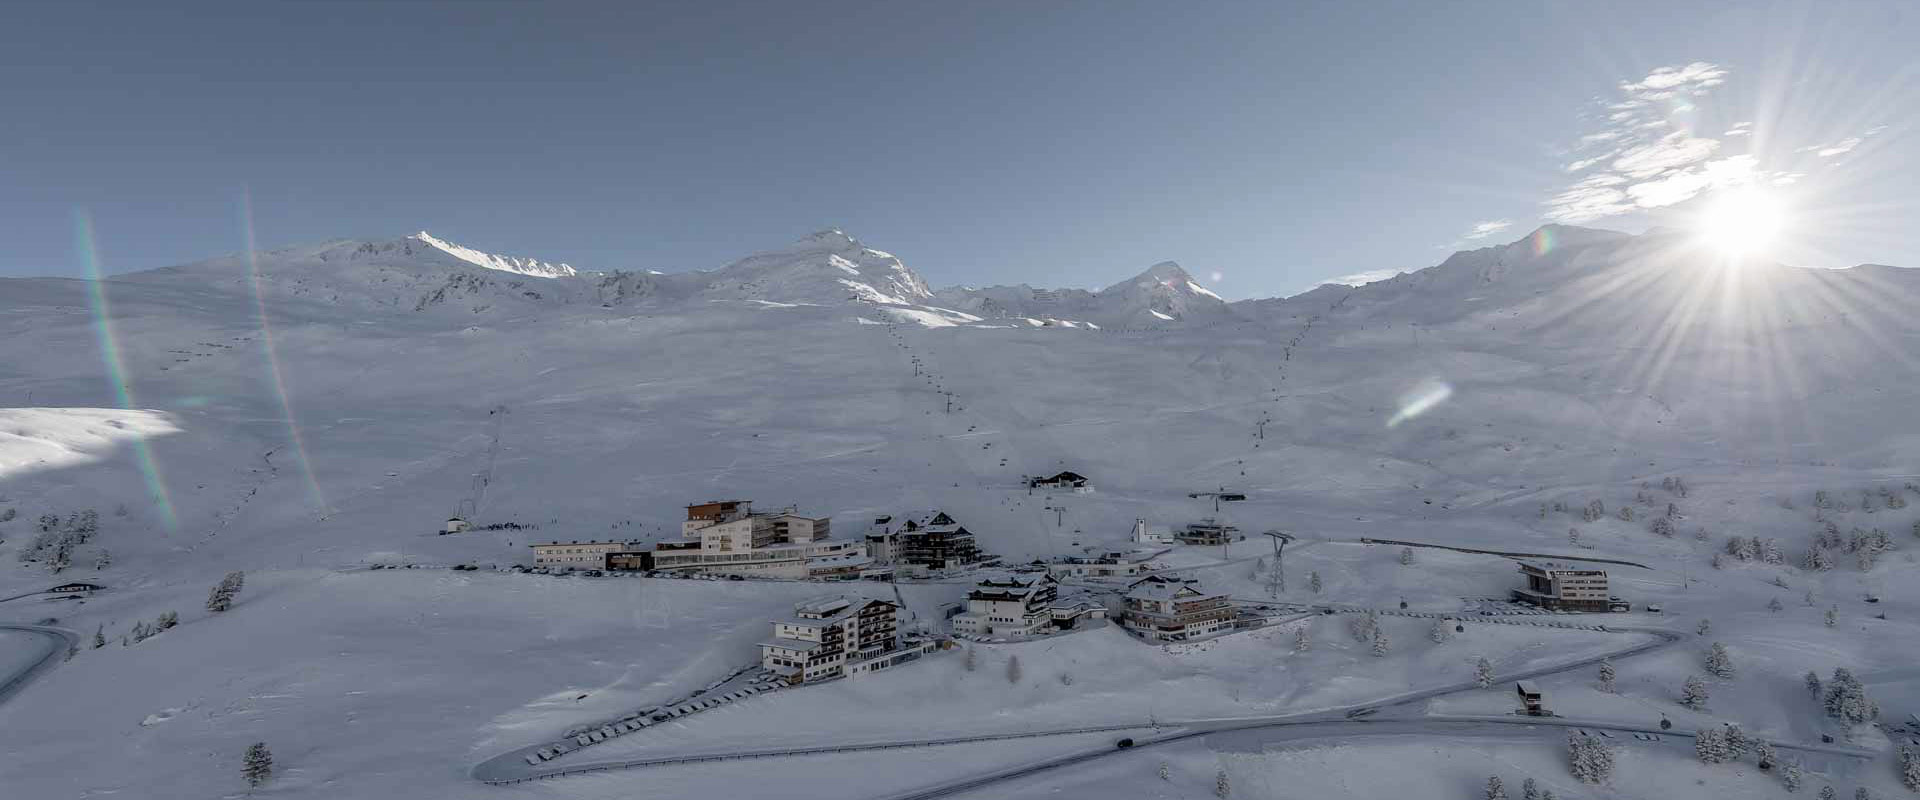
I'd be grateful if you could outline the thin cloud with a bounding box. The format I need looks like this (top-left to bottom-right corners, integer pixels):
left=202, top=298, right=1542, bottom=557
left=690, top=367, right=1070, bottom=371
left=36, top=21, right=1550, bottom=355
left=1816, top=137, right=1862, bottom=158
left=1461, top=220, right=1514, bottom=240
left=1545, top=62, right=1775, bottom=223
left=1319, top=268, right=1402, bottom=288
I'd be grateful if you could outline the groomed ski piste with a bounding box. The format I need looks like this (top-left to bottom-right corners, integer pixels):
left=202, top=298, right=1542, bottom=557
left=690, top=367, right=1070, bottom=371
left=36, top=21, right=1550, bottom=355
left=3, top=225, right=1919, bottom=799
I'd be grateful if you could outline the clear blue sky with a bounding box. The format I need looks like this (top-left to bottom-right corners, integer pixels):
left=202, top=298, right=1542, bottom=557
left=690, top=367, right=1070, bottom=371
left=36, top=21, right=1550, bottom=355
left=4, top=1, right=1914, bottom=297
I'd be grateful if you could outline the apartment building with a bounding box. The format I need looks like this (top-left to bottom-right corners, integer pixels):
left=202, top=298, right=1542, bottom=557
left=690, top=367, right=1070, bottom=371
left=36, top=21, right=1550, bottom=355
left=758, top=595, right=900, bottom=683
left=952, top=573, right=1058, bottom=638
left=1512, top=562, right=1618, bottom=612
left=530, top=540, right=636, bottom=570
left=1121, top=575, right=1234, bottom=642
left=647, top=501, right=860, bottom=579
left=868, top=511, right=988, bottom=576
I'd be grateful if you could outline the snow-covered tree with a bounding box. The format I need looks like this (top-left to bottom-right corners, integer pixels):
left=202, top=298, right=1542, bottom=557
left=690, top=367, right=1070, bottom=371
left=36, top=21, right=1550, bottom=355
left=1825, top=606, right=1838, bottom=627
left=206, top=570, right=246, bottom=613
left=1650, top=516, right=1675, bottom=537
left=1900, top=744, right=1920, bottom=792
left=1158, top=762, right=1169, bottom=780
left=1755, top=740, right=1777, bottom=770
left=1705, top=642, right=1736, bottom=679
left=1371, top=627, right=1391, bottom=657
left=1430, top=618, right=1453, bottom=644
left=1762, top=538, right=1784, bottom=564
left=1487, top=775, right=1507, bottom=800
left=1818, top=786, right=1837, bottom=800
left=1583, top=499, right=1605, bottom=523
left=1823, top=667, right=1878, bottom=724
left=1006, top=654, right=1022, bottom=684
left=1667, top=502, right=1679, bottom=518
left=243, top=742, right=273, bottom=788
left=1806, top=670, right=1823, bottom=698
left=963, top=646, right=977, bottom=672
left=1781, top=761, right=1802, bottom=792
left=0, top=507, right=13, bottom=522
left=1711, top=553, right=1725, bottom=570
left=1769, top=597, right=1784, bottom=613
left=1522, top=777, right=1539, bottom=800
left=1476, top=657, right=1495, bottom=689
left=1568, top=528, right=1581, bottom=546
left=1856, top=788, right=1873, bottom=800
left=1617, top=505, right=1634, bottom=522
left=37, top=513, right=58, bottom=532
left=1725, top=724, right=1751, bottom=757
left=1308, top=571, right=1322, bottom=593
left=1349, top=611, right=1378, bottom=642
left=1727, top=536, right=1756, bottom=561
left=1399, top=547, right=1414, bottom=566
left=1215, top=768, right=1231, bottom=798
left=156, top=610, right=178, bottom=631
left=1815, top=490, right=1832, bottom=509
left=1293, top=625, right=1311, bottom=653
left=92, top=625, right=105, bottom=649
left=1682, top=675, right=1710, bottom=711
left=1697, top=618, right=1712, bottom=637
left=1695, top=726, right=1730, bottom=763
left=1597, top=659, right=1615, bottom=693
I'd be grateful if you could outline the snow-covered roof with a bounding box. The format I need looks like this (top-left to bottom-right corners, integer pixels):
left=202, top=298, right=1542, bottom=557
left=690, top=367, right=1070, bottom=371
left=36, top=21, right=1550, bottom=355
left=1125, top=576, right=1222, bottom=602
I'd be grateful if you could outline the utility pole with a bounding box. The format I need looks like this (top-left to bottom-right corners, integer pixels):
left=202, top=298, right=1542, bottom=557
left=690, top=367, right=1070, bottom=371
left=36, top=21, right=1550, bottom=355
left=1188, top=487, right=1247, bottom=514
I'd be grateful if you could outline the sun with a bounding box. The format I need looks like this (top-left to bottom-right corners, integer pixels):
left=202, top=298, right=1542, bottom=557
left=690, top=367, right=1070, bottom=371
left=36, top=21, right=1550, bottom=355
left=1697, top=188, right=1788, bottom=258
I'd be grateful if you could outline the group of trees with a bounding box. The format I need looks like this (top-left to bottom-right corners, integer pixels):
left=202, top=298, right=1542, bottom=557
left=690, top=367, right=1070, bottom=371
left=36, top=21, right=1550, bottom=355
left=1487, top=774, right=1562, bottom=800
left=1567, top=731, right=1614, bottom=783
left=123, top=610, right=180, bottom=646
left=14, top=509, right=103, bottom=573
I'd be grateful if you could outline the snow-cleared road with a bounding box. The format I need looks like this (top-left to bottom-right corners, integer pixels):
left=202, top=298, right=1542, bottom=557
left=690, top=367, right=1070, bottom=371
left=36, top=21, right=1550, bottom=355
left=474, top=624, right=1745, bottom=785
left=0, top=624, right=77, bottom=708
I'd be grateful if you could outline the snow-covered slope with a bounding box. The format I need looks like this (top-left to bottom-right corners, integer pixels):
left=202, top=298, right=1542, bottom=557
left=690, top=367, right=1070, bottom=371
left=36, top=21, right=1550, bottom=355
left=406, top=231, right=578, bottom=278
left=933, top=260, right=1231, bottom=328
left=3, top=224, right=1920, bottom=800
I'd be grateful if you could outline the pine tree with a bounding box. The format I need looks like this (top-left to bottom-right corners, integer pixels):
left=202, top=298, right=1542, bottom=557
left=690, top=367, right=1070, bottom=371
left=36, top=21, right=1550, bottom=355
left=1806, top=670, right=1823, bottom=698
left=1476, top=657, right=1495, bottom=689
left=1823, top=667, right=1878, bottom=724
left=94, top=547, right=112, bottom=570
left=1158, top=762, right=1169, bottom=780
left=1695, top=727, right=1729, bottom=763
left=1781, top=761, right=1803, bottom=793
left=1819, top=786, right=1837, bottom=800
left=1522, top=777, right=1539, bottom=800
left=1651, top=516, right=1675, bottom=537
left=1755, top=740, right=1776, bottom=769
left=1215, top=768, right=1231, bottom=798
left=1825, top=606, right=1838, bottom=627
left=1705, top=642, right=1736, bottom=679
left=207, top=582, right=233, bottom=613
left=242, top=742, right=273, bottom=788
left=1725, top=724, right=1751, bottom=757
left=1293, top=625, right=1311, bottom=653
left=1487, top=775, right=1507, bottom=800
left=1006, top=654, right=1022, bottom=684
left=1308, top=571, right=1322, bottom=593
left=156, top=610, right=178, bottom=631
left=1856, top=788, right=1872, bottom=800
left=1399, top=546, right=1414, bottom=566
left=1769, top=597, right=1784, bottom=613
left=1597, top=659, right=1615, bottom=693
left=1900, top=744, right=1920, bottom=792
left=1430, top=618, right=1452, bottom=643
left=1697, top=618, right=1712, bottom=637
left=1541, top=792, right=1557, bottom=800
left=1371, top=627, right=1390, bottom=657
left=1682, top=674, right=1710, bottom=711
left=1568, top=731, right=1593, bottom=782
left=92, top=625, right=105, bottom=649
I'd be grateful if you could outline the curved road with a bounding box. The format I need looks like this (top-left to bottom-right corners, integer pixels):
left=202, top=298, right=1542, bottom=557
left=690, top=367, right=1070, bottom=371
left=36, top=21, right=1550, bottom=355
left=0, top=624, right=78, bottom=708
left=475, top=624, right=1701, bottom=784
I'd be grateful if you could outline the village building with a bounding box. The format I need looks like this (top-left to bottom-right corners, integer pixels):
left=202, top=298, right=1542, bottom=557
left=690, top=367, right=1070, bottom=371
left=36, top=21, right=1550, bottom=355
left=645, top=501, right=865, bottom=579
left=1046, top=593, right=1110, bottom=630
left=1131, top=518, right=1176, bottom=545
left=1049, top=547, right=1163, bottom=579
left=1511, top=562, right=1616, bottom=612
left=758, top=595, right=922, bottom=683
left=868, top=511, right=989, bottom=577
left=1121, top=575, right=1234, bottom=642
left=530, top=540, right=636, bottom=570
left=1027, top=471, right=1091, bottom=493
left=952, top=573, right=1058, bottom=638
left=444, top=516, right=471, bottom=534
left=1174, top=518, right=1240, bottom=547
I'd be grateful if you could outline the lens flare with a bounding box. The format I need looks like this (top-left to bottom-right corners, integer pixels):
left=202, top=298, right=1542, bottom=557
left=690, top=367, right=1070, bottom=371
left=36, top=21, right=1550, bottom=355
left=241, top=190, right=329, bottom=515
left=1530, top=227, right=1556, bottom=258
left=74, top=211, right=178, bottom=531
left=1387, top=378, right=1453, bottom=428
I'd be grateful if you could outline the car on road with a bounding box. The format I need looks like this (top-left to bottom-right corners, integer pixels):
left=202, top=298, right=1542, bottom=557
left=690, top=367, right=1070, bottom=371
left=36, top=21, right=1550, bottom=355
left=1115, top=738, right=1135, bottom=749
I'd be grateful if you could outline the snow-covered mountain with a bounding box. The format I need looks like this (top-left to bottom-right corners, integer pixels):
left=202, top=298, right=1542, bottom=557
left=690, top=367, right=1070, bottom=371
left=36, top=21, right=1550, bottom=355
left=932, top=260, right=1231, bottom=328
left=5, top=223, right=1920, bottom=800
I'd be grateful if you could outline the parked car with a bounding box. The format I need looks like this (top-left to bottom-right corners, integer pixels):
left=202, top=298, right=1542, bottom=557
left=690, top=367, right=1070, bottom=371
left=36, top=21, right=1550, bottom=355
left=1115, top=738, right=1135, bottom=749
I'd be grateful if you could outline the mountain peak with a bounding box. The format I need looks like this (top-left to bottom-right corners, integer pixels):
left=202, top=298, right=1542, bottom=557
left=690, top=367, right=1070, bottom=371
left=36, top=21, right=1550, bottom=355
left=405, top=231, right=578, bottom=278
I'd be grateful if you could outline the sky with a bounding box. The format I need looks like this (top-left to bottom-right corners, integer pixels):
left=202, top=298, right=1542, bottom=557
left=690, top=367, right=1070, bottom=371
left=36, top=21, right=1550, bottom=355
left=2, top=0, right=1915, bottom=298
